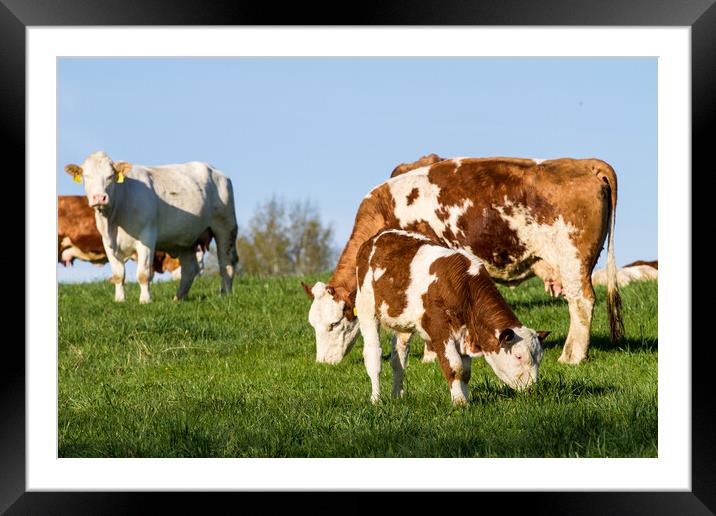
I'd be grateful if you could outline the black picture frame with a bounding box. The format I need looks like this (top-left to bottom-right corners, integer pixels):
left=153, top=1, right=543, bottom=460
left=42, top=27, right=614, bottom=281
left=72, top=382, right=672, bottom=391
left=3, top=1, right=708, bottom=513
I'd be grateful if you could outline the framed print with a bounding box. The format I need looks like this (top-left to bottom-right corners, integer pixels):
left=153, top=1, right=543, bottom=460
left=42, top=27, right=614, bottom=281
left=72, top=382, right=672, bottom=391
left=4, top=0, right=710, bottom=513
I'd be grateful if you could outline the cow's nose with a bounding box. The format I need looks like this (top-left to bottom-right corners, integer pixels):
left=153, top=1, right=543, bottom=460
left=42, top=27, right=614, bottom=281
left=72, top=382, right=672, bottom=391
left=90, top=194, right=108, bottom=206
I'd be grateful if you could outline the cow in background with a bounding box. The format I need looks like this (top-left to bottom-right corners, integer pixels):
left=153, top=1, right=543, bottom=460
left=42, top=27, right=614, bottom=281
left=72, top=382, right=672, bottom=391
left=64, top=152, right=238, bottom=303
left=592, top=259, right=657, bottom=287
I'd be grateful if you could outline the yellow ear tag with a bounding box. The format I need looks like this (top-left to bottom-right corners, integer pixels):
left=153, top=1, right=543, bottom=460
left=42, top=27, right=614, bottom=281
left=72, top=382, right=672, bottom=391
left=73, top=175, right=82, bottom=183
left=353, top=307, right=357, bottom=316
left=116, top=172, right=125, bottom=184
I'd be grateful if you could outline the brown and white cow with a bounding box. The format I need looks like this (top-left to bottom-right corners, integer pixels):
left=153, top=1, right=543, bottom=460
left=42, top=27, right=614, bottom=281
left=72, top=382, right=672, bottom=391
left=304, top=156, right=623, bottom=365
left=58, top=195, right=212, bottom=280
left=592, top=259, right=657, bottom=287
left=353, top=229, right=548, bottom=405
left=58, top=195, right=109, bottom=266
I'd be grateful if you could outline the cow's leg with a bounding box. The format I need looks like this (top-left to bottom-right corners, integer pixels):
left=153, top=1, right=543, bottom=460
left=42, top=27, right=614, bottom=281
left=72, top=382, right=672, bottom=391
left=213, top=226, right=238, bottom=295
left=360, top=318, right=382, bottom=404
left=135, top=242, right=154, bottom=304
left=421, top=340, right=437, bottom=363
left=390, top=331, right=411, bottom=398
left=106, top=253, right=126, bottom=302
left=559, top=276, right=595, bottom=365
left=174, top=248, right=200, bottom=301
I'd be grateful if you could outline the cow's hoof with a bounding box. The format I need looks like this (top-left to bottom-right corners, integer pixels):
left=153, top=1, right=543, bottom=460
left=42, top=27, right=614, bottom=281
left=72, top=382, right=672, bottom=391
left=139, top=298, right=152, bottom=305
left=421, top=351, right=437, bottom=363
left=114, top=298, right=125, bottom=303
left=451, top=397, right=469, bottom=407
left=558, top=354, right=586, bottom=365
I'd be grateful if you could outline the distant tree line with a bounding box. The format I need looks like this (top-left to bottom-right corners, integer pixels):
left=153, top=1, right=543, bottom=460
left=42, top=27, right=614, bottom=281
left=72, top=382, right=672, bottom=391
left=204, top=197, right=336, bottom=277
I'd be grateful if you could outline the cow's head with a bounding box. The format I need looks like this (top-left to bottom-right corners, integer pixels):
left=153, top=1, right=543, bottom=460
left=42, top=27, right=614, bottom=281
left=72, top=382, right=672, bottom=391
left=482, top=327, right=549, bottom=390
left=302, top=281, right=359, bottom=364
left=64, top=151, right=132, bottom=212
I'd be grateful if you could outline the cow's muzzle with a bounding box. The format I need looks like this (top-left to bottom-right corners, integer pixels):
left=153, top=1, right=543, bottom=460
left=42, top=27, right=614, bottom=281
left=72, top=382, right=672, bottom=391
left=90, top=194, right=109, bottom=208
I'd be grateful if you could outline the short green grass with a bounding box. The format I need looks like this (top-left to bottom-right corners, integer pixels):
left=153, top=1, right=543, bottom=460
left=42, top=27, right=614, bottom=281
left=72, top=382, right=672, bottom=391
left=58, top=275, right=657, bottom=457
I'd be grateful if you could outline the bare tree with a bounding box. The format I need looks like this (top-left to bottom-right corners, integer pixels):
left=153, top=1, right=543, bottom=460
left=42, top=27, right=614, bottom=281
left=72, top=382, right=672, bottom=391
left=230, top=196, right=335, bottom=276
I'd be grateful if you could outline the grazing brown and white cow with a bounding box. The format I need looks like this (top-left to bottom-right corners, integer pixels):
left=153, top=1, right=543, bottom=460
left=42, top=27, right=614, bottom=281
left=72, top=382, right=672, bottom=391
left=64, top=152, right=238, bottom=303
left=58, top=195, right=108, bottom=266
left=353, top=229, right=548, bottom=405
left=592, top=259, right=657, bottom=287
left=58, top=195, right=209, bottom=278
left=304, top=156, right=623, bottom=365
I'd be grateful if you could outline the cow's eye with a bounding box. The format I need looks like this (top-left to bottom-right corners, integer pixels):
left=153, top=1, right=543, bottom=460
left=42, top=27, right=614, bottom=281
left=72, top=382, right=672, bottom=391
left=328, top=321, right=340, bottom=331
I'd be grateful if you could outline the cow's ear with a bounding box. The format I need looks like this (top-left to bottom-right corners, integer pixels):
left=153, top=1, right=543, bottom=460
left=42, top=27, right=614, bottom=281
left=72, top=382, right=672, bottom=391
left=536, top=330, right=551, bottom=344
left=113, top=161, right=132, bottom=183
left=498, top=329, right=515, bottom=346
left=301, top=281, right=314, bottom=300
left=64, top=164, right=83, bottom=183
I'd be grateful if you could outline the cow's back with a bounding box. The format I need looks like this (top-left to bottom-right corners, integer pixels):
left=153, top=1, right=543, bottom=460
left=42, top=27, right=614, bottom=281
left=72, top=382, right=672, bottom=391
left=378, top=157, right=613, bottom=279
left=115, top=162, right=234, bottom=251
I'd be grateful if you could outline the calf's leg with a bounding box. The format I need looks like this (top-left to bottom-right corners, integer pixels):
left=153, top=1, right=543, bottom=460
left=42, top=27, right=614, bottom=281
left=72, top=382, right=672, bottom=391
left=360, top=319, right=382, bottom=404
left=436, top=339, right=469, bottom=406
left=390, top=332, right=412, bottom=398
left=421, top=340, right=437, bottom=363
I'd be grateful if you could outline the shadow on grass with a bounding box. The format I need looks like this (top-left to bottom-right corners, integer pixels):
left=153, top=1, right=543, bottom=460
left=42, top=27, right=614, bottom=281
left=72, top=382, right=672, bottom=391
left=587, top=334, right=658, bottom=353
left=536, top=334, right=657, bottom=354
left=470, top=377, right=617, bottom=403
left=509, top=296, right=566, bottom=309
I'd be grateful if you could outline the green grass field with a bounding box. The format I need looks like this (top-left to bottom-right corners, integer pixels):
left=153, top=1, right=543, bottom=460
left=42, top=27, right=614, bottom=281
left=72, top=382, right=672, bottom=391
left=58, top=275, right=657, bottom=458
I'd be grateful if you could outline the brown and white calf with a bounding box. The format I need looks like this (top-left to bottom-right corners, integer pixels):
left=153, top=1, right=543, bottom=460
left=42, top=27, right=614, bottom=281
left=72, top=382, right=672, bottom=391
left=592, top=259, right=657, bottom=287
left=304, top=156, right=623, bottom=365
left=354, top=229, right=547, bottom=405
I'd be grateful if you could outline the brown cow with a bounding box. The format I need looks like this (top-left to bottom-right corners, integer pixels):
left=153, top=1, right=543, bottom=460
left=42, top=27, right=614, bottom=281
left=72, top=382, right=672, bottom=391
left=58, top=195, right=210, bottom=276
left=354, top=229, right=548, bottom=405
left=304, top=156, right=623, bottom=365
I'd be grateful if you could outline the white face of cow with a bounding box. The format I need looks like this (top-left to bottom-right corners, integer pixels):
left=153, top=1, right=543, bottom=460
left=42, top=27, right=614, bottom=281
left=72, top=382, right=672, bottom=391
left=483, top=326, right=545, bottom=390
left=64, top=152, right=130, bottom=212
left=307, top=282, right=360, bottom=364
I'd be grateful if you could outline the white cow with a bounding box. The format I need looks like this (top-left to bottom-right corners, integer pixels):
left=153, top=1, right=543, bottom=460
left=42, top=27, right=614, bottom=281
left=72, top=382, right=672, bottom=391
left=64, top=151, right=239, bottom=303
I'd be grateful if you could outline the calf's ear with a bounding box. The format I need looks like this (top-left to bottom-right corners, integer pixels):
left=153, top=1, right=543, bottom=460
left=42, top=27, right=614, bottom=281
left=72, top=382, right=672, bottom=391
left=536, top=330, right=551, bottom=343
left=498, top=329, right=515, bottom=346
left=301, top=281, right=314, bottom=300
left=64, top=164, right=83, bottom=183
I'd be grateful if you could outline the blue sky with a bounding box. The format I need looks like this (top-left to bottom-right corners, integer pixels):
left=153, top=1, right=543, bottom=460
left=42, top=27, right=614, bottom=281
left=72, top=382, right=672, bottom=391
left=58, top=57, right=657, bottom=283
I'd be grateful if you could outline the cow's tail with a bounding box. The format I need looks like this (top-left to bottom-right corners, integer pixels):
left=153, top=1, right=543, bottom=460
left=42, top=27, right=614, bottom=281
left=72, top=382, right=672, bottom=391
left=596, top=162, right=624, bottom=342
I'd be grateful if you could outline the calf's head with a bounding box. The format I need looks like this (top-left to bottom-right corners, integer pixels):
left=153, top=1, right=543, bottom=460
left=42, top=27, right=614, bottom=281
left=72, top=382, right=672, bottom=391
left=302, top=281, right=359, bottom=364
left=482, top=327, right=549, bottom=390
left=65, top=151, right=132, bottom=212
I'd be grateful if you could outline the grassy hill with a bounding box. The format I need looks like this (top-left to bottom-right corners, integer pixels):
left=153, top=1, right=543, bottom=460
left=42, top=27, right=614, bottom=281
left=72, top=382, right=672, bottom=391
left=58, top=275, right=657, bottom=457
